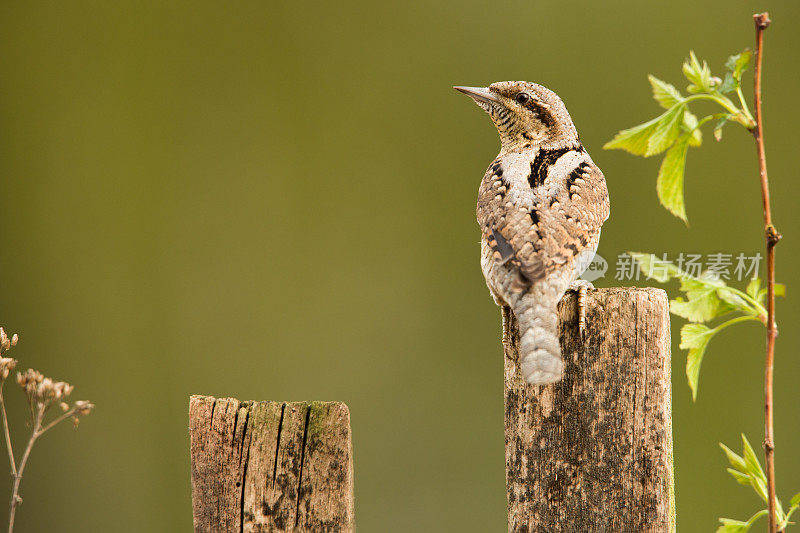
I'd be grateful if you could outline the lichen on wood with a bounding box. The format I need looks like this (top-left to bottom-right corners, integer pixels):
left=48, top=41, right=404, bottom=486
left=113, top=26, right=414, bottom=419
left=504, top=287, right=675, bottom=532
left=189, top=396, right=354, bottom=532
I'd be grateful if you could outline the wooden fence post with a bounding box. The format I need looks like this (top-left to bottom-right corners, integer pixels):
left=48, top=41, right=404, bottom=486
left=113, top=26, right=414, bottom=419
left=504, top=287, right=675, bottom=532
left=189, top=396, right=354, bottom=533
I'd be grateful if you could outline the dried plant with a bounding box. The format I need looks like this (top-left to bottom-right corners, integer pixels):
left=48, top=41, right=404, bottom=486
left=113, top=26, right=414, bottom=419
left=0, top=327, right=94, bottom=533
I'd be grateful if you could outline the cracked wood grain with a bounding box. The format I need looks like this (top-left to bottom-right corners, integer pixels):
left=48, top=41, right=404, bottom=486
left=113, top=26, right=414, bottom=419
left=504, top=287, right=675, bottom=533
left=189, top=396, right=354, bottom=532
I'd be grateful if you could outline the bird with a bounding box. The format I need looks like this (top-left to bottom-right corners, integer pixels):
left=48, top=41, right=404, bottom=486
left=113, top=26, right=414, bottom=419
left=455, top=81, right=609, bottom=385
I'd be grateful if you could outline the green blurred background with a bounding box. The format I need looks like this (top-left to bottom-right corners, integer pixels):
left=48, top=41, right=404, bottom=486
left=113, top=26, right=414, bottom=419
left=1, top=1, right=798, bottom=531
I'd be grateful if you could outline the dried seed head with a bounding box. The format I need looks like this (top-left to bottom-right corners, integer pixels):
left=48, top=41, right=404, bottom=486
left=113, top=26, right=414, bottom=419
left=60, top=402, right=70, bottom=412
left=17, top=369, right=44, bottom=397
left=0, top=328, right=10, bottom=353
left=52, top=381, right=73, bottom=400
left=16, top=370, right=75, bottom=405
left=73, top=400, right=94, bottom=416
left=27, top=376, right=74, bottom=404
left=0, top=358, right=18, bottom=380
left=0, top=328, right=17, bottom=352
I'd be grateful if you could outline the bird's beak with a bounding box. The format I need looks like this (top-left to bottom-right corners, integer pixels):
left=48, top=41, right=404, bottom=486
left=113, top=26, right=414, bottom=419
left=454, top=86, right=499, bottom=104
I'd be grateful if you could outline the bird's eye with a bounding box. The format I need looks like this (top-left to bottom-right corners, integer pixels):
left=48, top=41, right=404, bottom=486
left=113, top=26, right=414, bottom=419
left=515, top=92, right=531, bottom=104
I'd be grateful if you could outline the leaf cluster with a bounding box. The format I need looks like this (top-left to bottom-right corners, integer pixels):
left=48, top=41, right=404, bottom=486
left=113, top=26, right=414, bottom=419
left=605, top=51, right=756, bottom=222
left=717, top=434, right=800, bottom=532
left=628, top=252, right=784, bottom=400
left=608, top=37, right=790, bottom=533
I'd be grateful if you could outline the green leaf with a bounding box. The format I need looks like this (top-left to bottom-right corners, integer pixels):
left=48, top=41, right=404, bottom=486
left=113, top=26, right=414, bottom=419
left=785, top=493, right=800, bottom=525
left=775, top=283, right=786, bottom=297
left=716, top=510, right=767, bottom=533
left=719, top=50, right=753, bottom=95
left=683, top=323, right=714, bottom=400
left=683, top=111, right=703, bottom=146
left=604, top=116, right=663, bottom=155
left=604, top=103, right=685, bottom=156
left=716, top=518, right=749, bottom=533
left=753, top=478, right=769, bottom=505
left=726, top=49, right=753, bottom=81
left=757, top=283, right=786, bottom=303
left=718, top=510, right=768, bottom=531
left=720, top=442, right=748, bottom=472
left=656, top=134, right=690, bottom=222
left=648, top=104, right=686, bottom=155
left=670, top=275, right=727, bottom=322
left=790, top=492, right=800, bottom=508
left=628, top=252, right=682, bottom=283
left=683, top=51, right=713, bottom=93
left=680, top=323, right=714, bottom=350
left=735, top=434, right=771, bottom=504
left=714, top=115, right=732, bottom=141
left=727, top=467, right=752, bottom=486
left=670, top=296, right=731, bottom=323
left=718, top=73, right=737, bottom=94
left=717, top=288, right=755, bottom=315
left=746, top=278, right=761, bottom=300
left=721, top=438, right=768, bottom=502
left=627, top=253, right=755, bottom=320
left=717, top=509, right=768, bottom=532
left=718, top=439, right=774, bottom=530
left=648, top=75, right=683, bottom=109
left=741, top=434, right=767, bottom=485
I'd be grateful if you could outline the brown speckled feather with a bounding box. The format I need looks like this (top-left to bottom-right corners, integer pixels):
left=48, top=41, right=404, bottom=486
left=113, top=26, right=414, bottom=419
left=477, top=147, right=608, bottom=289
left=458, top=80, right=610, bottom=385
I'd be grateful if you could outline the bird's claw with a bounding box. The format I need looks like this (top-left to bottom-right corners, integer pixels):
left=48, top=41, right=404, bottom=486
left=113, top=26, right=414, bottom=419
left=569, top=280, right=594, bottom=339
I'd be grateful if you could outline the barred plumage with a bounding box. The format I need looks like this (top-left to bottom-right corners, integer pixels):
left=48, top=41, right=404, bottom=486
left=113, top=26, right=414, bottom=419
left=456, top=81, right=610, bottom=385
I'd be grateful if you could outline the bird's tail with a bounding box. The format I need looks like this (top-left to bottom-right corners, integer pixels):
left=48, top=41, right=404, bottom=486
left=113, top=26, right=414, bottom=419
left=513, top=283, right=565, bottom=385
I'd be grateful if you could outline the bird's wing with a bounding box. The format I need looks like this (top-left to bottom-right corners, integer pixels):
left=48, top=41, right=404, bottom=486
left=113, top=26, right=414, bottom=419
left=477, top=153, right=609, bottom=288
left=477, top=161, right=546, bottom=284
left=560, top=159, right=610, bottom=234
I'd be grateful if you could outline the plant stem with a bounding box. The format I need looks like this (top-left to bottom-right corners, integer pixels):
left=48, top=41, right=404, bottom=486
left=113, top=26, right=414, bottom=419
left=7, top=405, right=43, bottom=533
left=752, top=12, right=780, bottom=533
left=38, top=408, right=76, bottom=435
left=690, top=112, right=729, bottom=133
left=737, top=86, right=755, bottom=123
left=683, top=93, right=753, bottom=127
left=715, top=315, right=762, bottom=333
left=683, top=93, right=737, bottom=115
left=0, top=383, right=17, bottom=478
left=725, top=286, right=768, bottom=322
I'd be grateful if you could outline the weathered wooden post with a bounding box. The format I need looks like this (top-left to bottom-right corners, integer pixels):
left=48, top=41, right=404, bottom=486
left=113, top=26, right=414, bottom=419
left=189, top=396, right=354, bottom=533
left=504, top=287, right=675, bottom=532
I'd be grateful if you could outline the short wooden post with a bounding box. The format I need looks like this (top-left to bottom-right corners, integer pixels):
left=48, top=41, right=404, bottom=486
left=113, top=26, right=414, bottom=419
left=189, top=396, right=354, bottom=533
left=504, top=287, right=675, bottom=532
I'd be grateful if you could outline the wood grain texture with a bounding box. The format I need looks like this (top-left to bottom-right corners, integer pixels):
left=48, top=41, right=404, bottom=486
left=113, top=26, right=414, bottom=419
left=504, top=287, right=675, bottom=533
left=189, top=396, right=354, bottom=533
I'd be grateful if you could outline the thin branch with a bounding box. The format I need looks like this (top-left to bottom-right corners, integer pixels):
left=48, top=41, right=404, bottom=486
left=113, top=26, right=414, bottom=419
left=715, top=314, right=762, bottom=333
left=0, top=383, right=17, bottom=478
left=689, top=112, right=731, bottom=134
left=736, top=85, right=755, bottom=124
left=752, top=11, right=780, bottom=533
left=683, top=93, right=752, bottom=126
left=7, top=405, right=44, bottom=533
left=37, top=408, right=76, bottom=436
left=723, top=286, right=768, bottom=322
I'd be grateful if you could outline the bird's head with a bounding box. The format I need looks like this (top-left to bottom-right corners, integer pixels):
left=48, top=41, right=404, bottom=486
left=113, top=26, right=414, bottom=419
left=455, top=81, right=579, bottom=152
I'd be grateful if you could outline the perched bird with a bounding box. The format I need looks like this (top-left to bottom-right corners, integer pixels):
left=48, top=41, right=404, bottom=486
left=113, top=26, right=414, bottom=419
left=455, top=81, right=609, bottom=385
